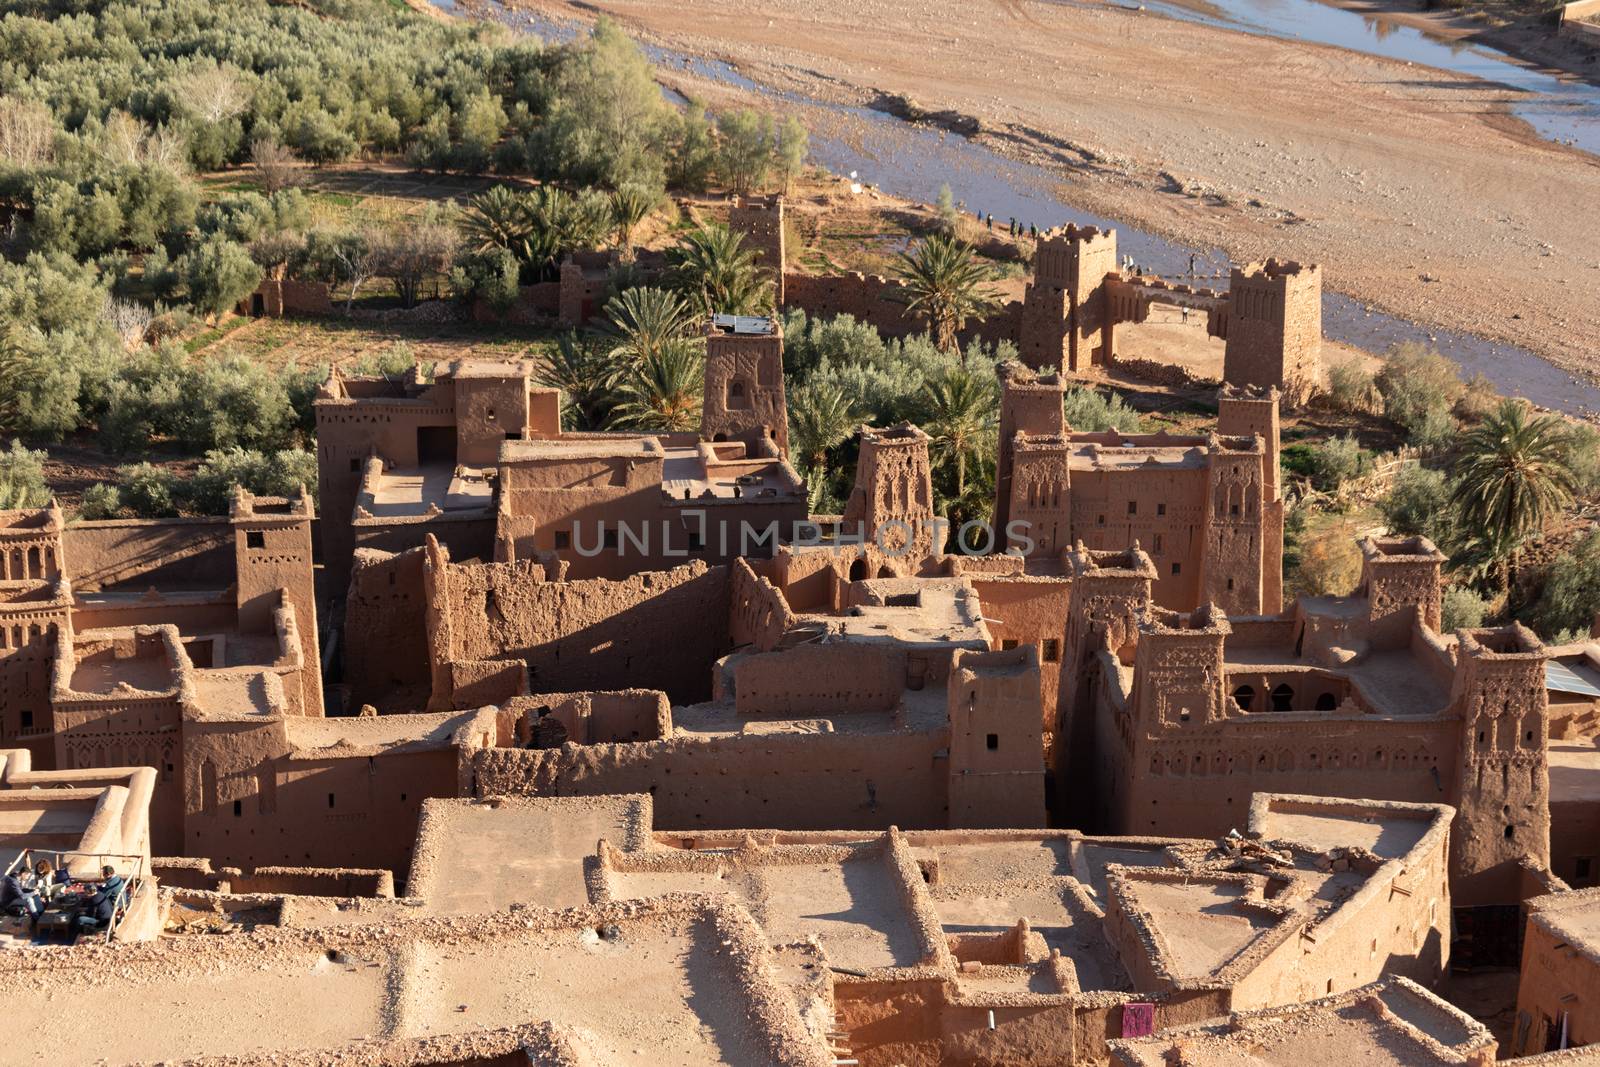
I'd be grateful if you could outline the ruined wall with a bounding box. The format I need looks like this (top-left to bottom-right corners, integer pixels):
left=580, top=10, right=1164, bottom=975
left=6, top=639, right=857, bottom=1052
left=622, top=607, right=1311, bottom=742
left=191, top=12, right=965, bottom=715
left=425, top=555, right=732, bottom=707
left=729, top=195, right=786, bottom=303
left=343, top=547, right=431, bottom=704
left=239, top=279, right=334, bottom=318
left=966, top=575, right=1073, bottom=730
left=470, top=725, right=949, bottom=830
left=946, top=647, right=1048, bottom=828
left=730, top=558, right=797, bottom=652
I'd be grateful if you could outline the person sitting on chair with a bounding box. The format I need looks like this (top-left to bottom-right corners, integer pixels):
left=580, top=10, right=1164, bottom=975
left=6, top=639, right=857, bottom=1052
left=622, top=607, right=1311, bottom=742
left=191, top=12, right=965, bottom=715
left=73, top=866, right=126, bottom=936
left=0, top=869, right=38, bottom=920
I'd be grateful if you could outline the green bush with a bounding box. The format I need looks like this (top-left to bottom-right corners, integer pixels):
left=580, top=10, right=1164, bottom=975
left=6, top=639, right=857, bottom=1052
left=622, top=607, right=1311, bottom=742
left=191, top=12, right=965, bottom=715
left=1326, top=359, right=1379, bottom=414
left=1379, top=464, right=1455, bottom=543
left=0, top=440, right=51, bottom=510
left=1374, top=343, right=1462, bottom=442
left=1294, top=434, right=1369, bottom=493
left=1531, top=529, right=1600, bottom=640
left=1062, top=387, right=1144, bottom=433
left=77, top=482, right=123, bottom=520
left=1441, top=585, right=1488, bottom=632
left=118, top=462, right=179, bottom=518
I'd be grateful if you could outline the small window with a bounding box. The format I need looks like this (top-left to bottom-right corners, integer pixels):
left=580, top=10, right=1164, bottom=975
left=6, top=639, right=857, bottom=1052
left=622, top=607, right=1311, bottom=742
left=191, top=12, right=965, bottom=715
left=350, top=458, right=361, bottom=472
left=400, top=793, right=408, bottom=803
left=1001, top=639, right=1019, bottom=651
left=1097, top=514, right=1105, bottom=526
left=688, top=531, right=704, bottom=551
left=1227, top=577, right=1235, bottom=590
left=486, top=407, right=496, bottom=421
left=327, top=793, right=336, bottom=809
left=1042, top=639, right=1060, bottom=662
left=603, top=528, right=619, bottom=551
left=986, top=734, right=999, bottom=751
left=246, top=531, right=265, bottom=549
left=506, top=431, right=519, bottom=440
left=1505, top=824, right=1515, bottom=840
left=1153, top=534, right=1163, bottom=553
left=1230, top=503, right=1240, bottom=516
left=554, top=530, right=571, bottom=550
left=233, top=800, right=242, bottom=817
left=1170, top=562, right=1181, bottom=575
left=1127, top=501, right=1137, bottom=515
left=1157, top=503, right=1166, bottom=516
left=20, top=710, right=32, bottom=729
left=1578, top=857, right=1594, bottom=880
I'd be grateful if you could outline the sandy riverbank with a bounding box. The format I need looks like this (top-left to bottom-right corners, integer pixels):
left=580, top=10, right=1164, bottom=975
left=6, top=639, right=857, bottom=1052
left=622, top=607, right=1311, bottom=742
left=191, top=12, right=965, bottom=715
left=480, top=0, right=1600, bottom=388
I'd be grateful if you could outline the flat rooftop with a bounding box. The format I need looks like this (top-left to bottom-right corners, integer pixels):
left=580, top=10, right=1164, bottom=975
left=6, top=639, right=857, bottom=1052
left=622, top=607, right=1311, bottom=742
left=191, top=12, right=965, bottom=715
left=68, top=648, right=175, bottom=695
left=1222, top=647, right=1451, bottom=718
left=410, top=795, right=647, bottom=915
left=4, top=903, right=808, bottom=1067
left=1550, top=741, right=1600, bottom=804
left=824, top=578, right=991, bottom=647
left=1067, top=441, right=1211, bottom=472
left=1111, top=977, right=1494, bottom=1066
left=361, top=464, right=493, bottom=519
left=671, top=684, right=950, bottom=738
left=501, top=436, right=662, bottom=462
left=284, top=709, right=492, bottom=757
left=1527, top=886, right=1600, bottom=963
left=661, top=446, right=798, bottom=501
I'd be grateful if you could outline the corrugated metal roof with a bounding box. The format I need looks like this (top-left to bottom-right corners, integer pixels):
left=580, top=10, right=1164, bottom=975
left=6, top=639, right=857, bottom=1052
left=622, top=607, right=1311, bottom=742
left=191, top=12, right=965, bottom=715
left=1547, top=660, right=1600, bottom=698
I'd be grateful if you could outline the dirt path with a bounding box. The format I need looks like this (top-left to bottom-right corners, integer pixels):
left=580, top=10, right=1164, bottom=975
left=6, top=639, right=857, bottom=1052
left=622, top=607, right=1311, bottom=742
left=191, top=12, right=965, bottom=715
left=492, top=0, right=1600, bottom=385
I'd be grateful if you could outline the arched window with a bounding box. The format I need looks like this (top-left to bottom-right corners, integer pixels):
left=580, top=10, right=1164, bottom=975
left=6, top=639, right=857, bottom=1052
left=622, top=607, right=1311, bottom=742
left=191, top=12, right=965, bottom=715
left=1314, top=692, right=1338, bottom=711
left=1232, top=685, right=1255, bottom=711
left=848, top=559, right=868, bottom=582
left=1270, top=684, right=1294, bottom=712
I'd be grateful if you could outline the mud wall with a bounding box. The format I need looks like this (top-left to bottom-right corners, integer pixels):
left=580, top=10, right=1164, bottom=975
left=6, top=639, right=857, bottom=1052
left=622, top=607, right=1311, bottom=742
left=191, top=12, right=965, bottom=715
left=429, top=559, right=732, bottom=706
left=63, top=518, right=235, bottom=592
left=470, top=726, right=949, bottom=830
left=343, top=547, right=431, bottom=702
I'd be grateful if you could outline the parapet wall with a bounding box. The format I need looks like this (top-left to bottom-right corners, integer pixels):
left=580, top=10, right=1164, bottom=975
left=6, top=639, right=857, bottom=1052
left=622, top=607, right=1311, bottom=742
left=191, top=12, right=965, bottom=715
left=63, top=517, right=236, bottom=592
left=471, top=725, right=949, bottom=830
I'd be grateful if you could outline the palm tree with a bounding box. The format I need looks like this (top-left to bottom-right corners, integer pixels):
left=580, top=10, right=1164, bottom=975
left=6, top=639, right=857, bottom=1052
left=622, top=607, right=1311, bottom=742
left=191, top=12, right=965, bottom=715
left=1451, top=398, right=1579, bottom=592
left=459, top=186, right=531, bottom=259
left=534, top=332, right=619, bottom=430
left=609, top=338, right=705, bottom=432
left=669, top=222, right=770, bottom=315
left=919, top=366, right=997, bottom=500
left=601, top=286, right=695, bottom=366
left=788, top=381, right=859, bottom=475
left=610, top=183, right=660, bottom=260
left=892, top=234, right=1000, bottom=355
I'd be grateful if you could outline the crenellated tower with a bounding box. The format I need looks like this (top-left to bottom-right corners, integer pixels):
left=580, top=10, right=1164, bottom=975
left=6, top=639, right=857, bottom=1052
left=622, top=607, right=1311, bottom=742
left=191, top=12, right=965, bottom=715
left=1019, top=225, right=1118, bottom=372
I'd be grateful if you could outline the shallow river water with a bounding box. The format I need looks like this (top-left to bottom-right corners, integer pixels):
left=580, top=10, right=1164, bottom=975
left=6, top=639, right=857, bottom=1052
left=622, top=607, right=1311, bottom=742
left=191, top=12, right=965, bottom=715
left=435, top=0, right=1600, bottom=415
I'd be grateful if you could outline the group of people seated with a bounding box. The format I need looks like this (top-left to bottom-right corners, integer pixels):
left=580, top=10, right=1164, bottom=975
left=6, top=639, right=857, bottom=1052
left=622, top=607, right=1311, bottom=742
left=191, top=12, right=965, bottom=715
left=0, top=860, right=127, bottom=940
